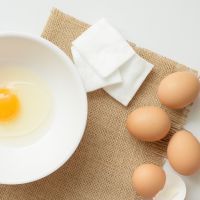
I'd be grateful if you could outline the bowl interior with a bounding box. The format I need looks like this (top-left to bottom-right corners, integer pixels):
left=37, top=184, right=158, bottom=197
left=0, top=34, right=87, bottom=184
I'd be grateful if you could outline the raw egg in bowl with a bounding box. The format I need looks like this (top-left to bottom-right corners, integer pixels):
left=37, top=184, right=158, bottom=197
left=0, top=33, right=87, bottom=184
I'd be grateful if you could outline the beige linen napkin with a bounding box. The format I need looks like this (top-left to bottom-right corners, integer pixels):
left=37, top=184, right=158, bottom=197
left=0, top=9, right=193, bottom=200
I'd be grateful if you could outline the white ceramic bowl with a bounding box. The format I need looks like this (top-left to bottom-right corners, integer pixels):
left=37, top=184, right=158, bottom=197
left=0, top=33, right=88, bottom=184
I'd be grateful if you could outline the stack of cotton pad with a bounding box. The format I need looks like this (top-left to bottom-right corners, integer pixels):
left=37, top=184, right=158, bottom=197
left=71, top=19, right=153, bottom=106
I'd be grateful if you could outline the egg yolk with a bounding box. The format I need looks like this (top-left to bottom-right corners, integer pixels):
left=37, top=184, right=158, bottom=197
left=0, top=88, right=20, bottom=121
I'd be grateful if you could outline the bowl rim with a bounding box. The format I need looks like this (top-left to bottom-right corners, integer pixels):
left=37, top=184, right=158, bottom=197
left=0, top=32, right=88, bottom=184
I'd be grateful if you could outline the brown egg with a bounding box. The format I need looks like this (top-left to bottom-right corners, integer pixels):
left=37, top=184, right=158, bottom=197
left=132, top=164, right=166, bottom=198
left=158, top=71, right=200, bottom=109
left=167, top=130, right=200, bottom=175
left=127, top=106, right=171, bottom=142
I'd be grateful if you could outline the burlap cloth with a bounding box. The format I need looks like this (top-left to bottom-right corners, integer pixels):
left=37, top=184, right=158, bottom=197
left=0, top=9, right=194, bottom=200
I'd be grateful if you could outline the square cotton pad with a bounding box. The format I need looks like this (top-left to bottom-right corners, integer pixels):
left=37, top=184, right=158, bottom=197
left=72, top=18, right=135, bottom=78
left=104, top=54, right=154, bottom=106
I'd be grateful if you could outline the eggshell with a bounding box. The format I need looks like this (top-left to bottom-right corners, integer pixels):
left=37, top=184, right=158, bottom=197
left=154, top=170, right=186, bottom=200
left=127, top=106, right=171, bottom=142
left=167, top=130, right=200, bottom=175
left=132, top=164, right=166, bottom=198
left=158, top=71, right=200, bottom=109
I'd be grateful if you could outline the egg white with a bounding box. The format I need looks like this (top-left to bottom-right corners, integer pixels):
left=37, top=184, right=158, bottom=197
left=0, top=66, right=52, bottom=137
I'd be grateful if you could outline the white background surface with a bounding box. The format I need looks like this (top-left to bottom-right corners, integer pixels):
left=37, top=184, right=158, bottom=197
left=0, top=0, right=199, bottom=199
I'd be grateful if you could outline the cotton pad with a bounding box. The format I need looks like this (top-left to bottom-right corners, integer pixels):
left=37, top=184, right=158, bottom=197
left=104, top=54, right=154, bottom=106
left=72, top=18, right=134, bottom=77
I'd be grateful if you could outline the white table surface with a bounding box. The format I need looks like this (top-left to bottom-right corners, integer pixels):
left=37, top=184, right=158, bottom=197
left=0, top=0, right=199, bottom=199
